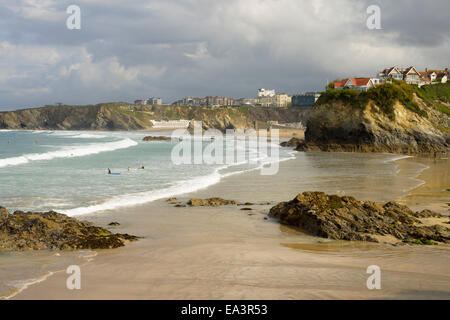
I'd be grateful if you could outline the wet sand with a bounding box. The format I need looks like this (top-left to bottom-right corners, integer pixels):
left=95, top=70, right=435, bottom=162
left=398, top=157, right=449, bottom=215
left=9, top=153, right=450, bottom=300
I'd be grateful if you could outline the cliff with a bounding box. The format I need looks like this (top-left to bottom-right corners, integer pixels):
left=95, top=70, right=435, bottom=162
left=0, top=103, right=310, bottom=132
left=300, top=82, right=450, bottom=154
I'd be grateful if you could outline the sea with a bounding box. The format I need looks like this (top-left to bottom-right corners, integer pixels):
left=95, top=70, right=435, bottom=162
left=0, top=129, right=436, bottom=299
left=0, top=129, right=294, bottom=216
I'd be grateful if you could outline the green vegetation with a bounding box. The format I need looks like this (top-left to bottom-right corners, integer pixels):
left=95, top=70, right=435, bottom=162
left=238, top=105, right=250, bottom=116
left=413, top=83, right=450, bottom=116
left=97, top=231, right=112, bottom=237
left=414, top=82, right=450, bottom=103
left=407, top=239, right=439, bottom=245
left=328, top=195, right=344, bottom=209
left=317, top=80, right=427, bottom=120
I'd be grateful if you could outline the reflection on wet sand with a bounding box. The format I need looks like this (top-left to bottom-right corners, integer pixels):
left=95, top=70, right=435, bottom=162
left=7, top=153, right=450, bottom=300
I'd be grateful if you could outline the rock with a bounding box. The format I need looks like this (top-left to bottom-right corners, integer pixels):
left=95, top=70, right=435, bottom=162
left=0, top=207, right=9, bottom=219
left=411, top=209, right=443, bottom=218
left=241, top=208, right=253, bottom=211
left=143, top=136, right=172, bottom=142
left=108, top=222, right=121, bottom=226
left=167, top=197, right=178, bottom=202
left=280, top=138, right=306, bottom=149
left=0, top=208, right=138, bottom=251
left=187, top=198, right=240, bottom=207
left=301, top=92, right=450, bottom=154
left=269, top=192, right=449, bottom=244
left=174, top=204, right=187, bottom=208
left=238, top=202, right=255, bottom=206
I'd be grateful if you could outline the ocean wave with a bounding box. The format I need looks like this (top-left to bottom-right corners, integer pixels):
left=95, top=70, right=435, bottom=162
left=61, top=147, right=297, bottom=216
left=382, top=154, right=413, bottom=163
left=61, top=167, right=226, bottom=216
left=0, top=138, right=138, bottom=168
left=1, top=272, right=54, bottom=300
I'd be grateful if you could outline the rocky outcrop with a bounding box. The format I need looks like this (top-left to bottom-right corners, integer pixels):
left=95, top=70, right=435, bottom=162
left=297, top=81, right=450, bottom=154
left=0, top=104, right=310, bottom=132
left=142, top=136, right=172, bottom=142
left=0, top=207, right=138, bottom=251
left=269, top=192, right=449, bottom=244
left=280, top=137, right=306, bottom=149
left=301, top=97, right=449, bottom=154
left=187, top=198, right=240, bottom=207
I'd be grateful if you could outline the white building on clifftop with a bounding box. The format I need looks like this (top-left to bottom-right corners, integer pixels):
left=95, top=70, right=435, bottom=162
left=257, top=88, right=276, bottom=97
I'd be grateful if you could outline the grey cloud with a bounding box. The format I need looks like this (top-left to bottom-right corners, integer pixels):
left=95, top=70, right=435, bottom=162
left=0, top=0, right=449, bottom=110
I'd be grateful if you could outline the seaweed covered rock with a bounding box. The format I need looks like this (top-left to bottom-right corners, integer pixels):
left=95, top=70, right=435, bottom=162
left=142, top=136, right=172, bottom=142
left=269, top=192, right=449, bottom=244
left=0, top=207, right=138, bottom=251
left=187, top=198, right=240, bottom=207
left=280, top=137, right=306, bottom=149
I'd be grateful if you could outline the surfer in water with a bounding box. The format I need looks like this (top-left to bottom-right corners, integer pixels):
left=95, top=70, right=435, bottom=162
left=108, top=168, right=111, bottom=174
left=141, top=165, right=145, bottom=170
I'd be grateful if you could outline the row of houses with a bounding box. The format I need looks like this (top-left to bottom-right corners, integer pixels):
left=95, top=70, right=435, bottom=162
left=135, top=66, right=448, bottom=109
left=134, top=97, right=163, bottom=105
left=172, top=96, right=236, bottom=107
left=334, top=66, right=449, bottom=91
left=173, top=90, right=294, bottom=108
left=254, top=89, right=292, bottom=108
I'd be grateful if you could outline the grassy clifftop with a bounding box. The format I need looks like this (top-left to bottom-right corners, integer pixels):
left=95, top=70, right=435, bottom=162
left=317, top=81, right=450, bottom=119
left=303, top=81, right=449, bottom=153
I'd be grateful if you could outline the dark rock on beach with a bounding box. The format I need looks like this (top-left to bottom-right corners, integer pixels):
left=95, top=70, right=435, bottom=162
left=187, top=198, right=240, bottom=207
left=142, top=136, right=172, bottom=142
left=280, top=137, right=306, bottom=149
left=0, top=207, right=138, bottom=251
left=108, top=222, right=121, bottom=226
left=269, top=192, right=449, bottom=244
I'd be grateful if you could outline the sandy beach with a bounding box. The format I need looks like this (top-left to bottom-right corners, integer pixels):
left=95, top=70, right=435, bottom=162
left=7, top=152, right=450, bottom=300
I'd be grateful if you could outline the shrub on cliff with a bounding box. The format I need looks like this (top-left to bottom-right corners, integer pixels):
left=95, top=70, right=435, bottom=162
left=317, top=81, right=426, bottom=120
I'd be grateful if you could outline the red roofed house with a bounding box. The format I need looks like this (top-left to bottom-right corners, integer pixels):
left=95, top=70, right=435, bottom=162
left=334, top=78, right=375, bottom=91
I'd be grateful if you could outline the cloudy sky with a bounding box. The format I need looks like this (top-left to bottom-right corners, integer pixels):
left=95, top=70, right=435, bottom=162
left=0, top=0, right=449, bottom=110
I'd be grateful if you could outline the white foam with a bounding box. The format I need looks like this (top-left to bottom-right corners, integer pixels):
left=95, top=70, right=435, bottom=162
left=61, top=167, right=225, bottom=216
left=61, top=146, right=296, bottom=216
left=1, top=272, right=54, bottom=300
left=382, top=154, right=413, bottom=163
left=0, top=138, right=138, bottom=168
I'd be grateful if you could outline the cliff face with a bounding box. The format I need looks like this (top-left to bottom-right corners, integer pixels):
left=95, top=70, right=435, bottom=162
left=302, top=97, right=450, bottom=154
left=0, top=103, right=311, bottom=132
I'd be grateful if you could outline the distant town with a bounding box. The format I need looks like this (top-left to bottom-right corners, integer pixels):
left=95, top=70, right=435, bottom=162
left=129, top=66, right=448, bottom=109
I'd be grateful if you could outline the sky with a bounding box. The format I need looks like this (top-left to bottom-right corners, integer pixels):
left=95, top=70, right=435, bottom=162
left=0, top=0, right=449, bottom=110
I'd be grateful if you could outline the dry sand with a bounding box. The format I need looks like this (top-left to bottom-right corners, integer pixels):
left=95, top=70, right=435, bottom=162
left=10, top=154, right=450, bottom=300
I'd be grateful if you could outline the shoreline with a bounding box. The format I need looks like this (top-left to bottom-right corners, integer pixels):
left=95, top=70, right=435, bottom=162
left=3, top=151, right=450, bottom=300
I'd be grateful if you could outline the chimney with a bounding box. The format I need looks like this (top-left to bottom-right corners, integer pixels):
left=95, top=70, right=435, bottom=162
left=425, top=68, right=428, bottom=73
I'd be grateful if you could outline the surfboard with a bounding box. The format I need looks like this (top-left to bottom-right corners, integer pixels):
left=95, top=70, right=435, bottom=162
left=109, top=173, right=121, bottom=175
